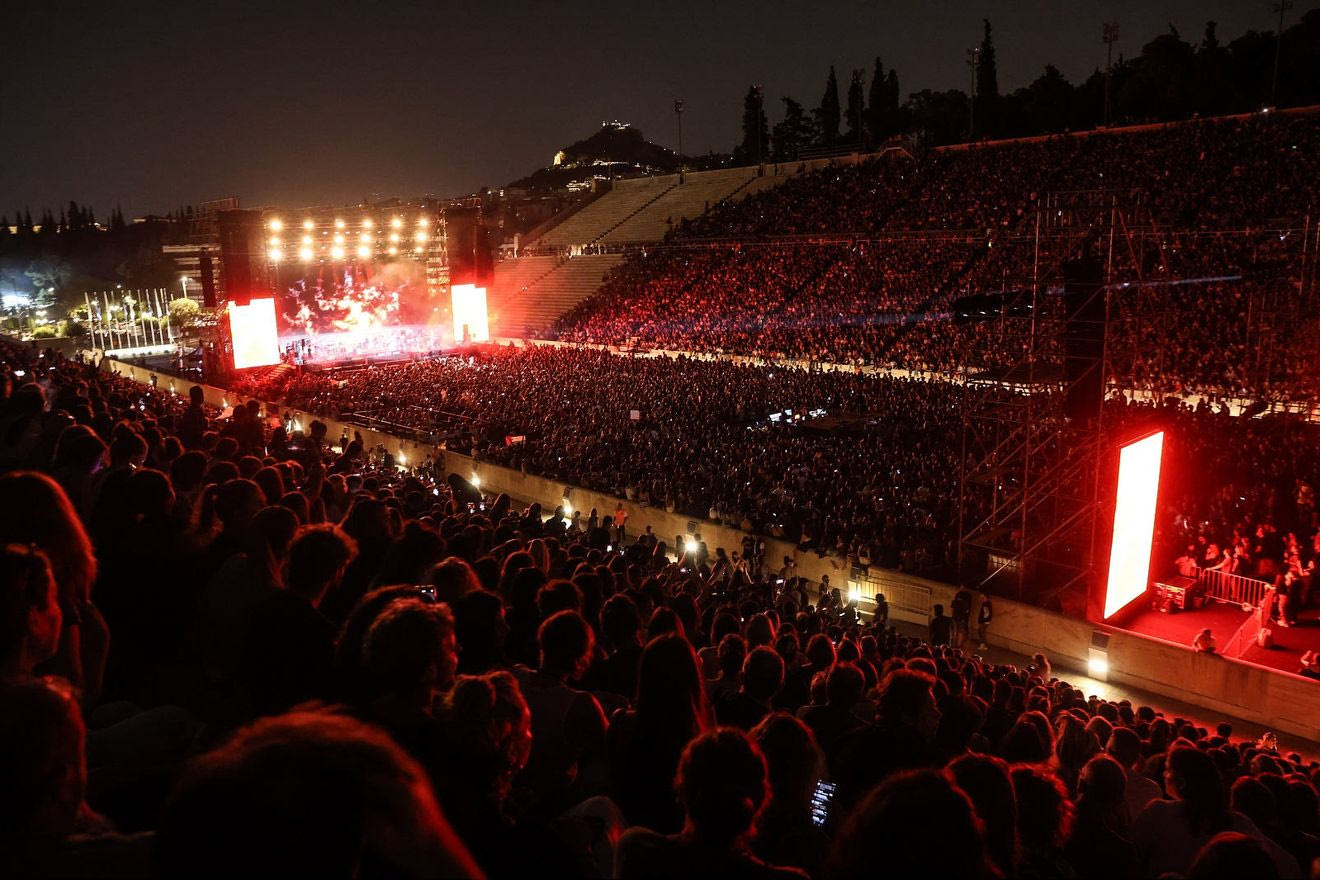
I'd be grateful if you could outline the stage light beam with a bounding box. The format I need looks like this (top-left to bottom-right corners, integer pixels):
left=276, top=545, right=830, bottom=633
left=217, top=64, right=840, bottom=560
left=1103, top=432, right=1165, bottom=619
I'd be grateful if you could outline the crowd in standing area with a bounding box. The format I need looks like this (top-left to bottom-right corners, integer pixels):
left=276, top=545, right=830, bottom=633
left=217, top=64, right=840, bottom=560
left=5, top=339, right=1320, bottom=879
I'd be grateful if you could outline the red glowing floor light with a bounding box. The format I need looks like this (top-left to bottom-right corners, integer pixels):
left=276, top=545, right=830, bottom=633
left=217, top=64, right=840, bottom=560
left=1103, top=431, right=1165, bottom=619
left=228, top=298, right=281, bottom=369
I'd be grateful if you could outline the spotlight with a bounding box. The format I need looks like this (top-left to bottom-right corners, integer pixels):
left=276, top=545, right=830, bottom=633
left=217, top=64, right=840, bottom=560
left=330, top=245, right=345, bottom=260
left=358, top=232, right=372, bottom=243
left=299, top=247, right=314, bottom=261
left=334, top=219, right=345, bottom=229
left=387, top=246, right=398, bottom=255
left=684, top=538, right=699, bottom=554
left=268, top=248, right=283, bottom=262
left=356, top=245, right=371, bottom=259
left=268, top=218, right=283, bottom=232
left=301, top=234, right=313, bottom=245
left=415, top=231, right=428, bottom=242
left=389, top=232, right=400, bottom=243
left=391, top=217, right=402, bottom=229
left=362, top=218, right=374, bottom=228
left=418, top=217, right=429, bottom=227
left=471, top=474, right=480, bottom=488
left=333, top=233, right=345, bottom=244
left=302, top=219, right=314, bottom=230
left=268, top=235, right=281, bottom=246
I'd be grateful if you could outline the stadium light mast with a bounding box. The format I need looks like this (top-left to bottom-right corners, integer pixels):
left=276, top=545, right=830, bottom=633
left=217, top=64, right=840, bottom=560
left=1271, top=0, right=1293, bottom=106
left=1102, top=21, right=1119, bottom=126
left=965, top=47, right=980, bottom=139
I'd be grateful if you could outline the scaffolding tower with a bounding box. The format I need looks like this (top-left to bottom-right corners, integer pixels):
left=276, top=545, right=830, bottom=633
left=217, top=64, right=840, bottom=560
left=957, top=189, right=1151, bottom=606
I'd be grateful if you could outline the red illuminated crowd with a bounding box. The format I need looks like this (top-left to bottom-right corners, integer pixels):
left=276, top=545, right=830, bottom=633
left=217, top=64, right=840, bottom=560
left=5, top=340, right=1320, bottom=878
left=550, top=112, right=1319, bottom=402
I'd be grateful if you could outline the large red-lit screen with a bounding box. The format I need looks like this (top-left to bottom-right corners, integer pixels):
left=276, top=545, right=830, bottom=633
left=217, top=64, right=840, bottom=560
left=229, top=298, right=281, bottom=369
left=1103, top=431, right=1165, bottom=619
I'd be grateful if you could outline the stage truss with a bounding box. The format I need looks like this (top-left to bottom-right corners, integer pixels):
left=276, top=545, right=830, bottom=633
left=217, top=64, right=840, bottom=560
left=957, top=188, right=1157, bottom=605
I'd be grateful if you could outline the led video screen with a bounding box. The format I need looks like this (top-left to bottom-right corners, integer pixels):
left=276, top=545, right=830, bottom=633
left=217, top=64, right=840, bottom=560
left=229, top=298, right=281, bottom=369
left=1103, top=431, right=1165, bottom=619
left=451, top=283, right=490, bottom=343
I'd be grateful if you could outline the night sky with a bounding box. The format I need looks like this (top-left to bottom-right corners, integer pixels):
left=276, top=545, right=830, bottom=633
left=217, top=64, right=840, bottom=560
left=0, top=0, right=1301, bottom=217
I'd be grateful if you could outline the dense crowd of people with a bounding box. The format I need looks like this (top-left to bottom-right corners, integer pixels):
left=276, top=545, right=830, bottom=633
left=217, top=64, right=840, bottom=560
left=547, top=111, right=1318, bottom=401
left=6, top=339, right=1320, bottom=879
left=277, top=345, right=966, bottom=573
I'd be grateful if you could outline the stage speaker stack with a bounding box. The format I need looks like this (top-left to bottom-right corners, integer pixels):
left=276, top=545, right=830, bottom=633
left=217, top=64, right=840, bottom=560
left=444, top=204, right=494, bottom=289
left=216, top=210, right=268, bottom=306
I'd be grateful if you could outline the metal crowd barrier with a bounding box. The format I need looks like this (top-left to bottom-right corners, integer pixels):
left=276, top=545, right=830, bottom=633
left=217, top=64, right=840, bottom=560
left=1198, top=568, right=1268, bottom=608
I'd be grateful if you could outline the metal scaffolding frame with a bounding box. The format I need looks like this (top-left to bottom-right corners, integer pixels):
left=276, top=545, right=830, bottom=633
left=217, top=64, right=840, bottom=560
left=957, top=189, right=1149, bottom=603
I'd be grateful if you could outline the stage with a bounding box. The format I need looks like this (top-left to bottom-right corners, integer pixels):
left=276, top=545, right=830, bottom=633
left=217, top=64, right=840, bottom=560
left=1116, top=597, right=1320, bottom=677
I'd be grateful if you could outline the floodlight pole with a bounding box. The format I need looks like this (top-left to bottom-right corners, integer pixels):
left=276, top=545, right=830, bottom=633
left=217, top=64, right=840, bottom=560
left=673, top=99, right=685, bottom=182
left=1271, top=0, right=1293, bottom=106
left=1103, top=22, right=1119, bottom=126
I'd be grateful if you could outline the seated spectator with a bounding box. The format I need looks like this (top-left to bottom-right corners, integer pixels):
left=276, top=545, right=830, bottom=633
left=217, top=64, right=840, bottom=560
left=948, top=753, right=1019, bottom=877
left=514, top=610, right=609, bottom=813
left=0, top=675, right=151, bottom=878
left=0, top=544, right=62, bottom=675
left=749, top=712, right=829, bottom=878
left=239, top=523, right=356, bottom=716
left=615, top=727, right=807, bottom=879
left=156, top=707, right=481, bottom=878
left=715, top=645, right=785, bottom=730
left=828, top=768, right=996, bottom=879
left=610, top=633, right=712, bottom=833
left=1065, top=754, right=1138, bottom=880
left=1130, top=743, right=1300, bottom=877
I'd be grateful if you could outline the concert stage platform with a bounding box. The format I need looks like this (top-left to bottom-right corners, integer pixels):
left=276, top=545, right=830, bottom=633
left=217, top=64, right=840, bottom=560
left=1117, top=599, right=1320, bottom=677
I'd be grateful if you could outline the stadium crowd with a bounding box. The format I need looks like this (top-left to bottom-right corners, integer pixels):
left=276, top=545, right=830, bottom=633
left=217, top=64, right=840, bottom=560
left=5, top=339, right=1320, bottom=878
left=548, top=111, right=1318, bottom=401
left=277, top=345, right=966, bottom=573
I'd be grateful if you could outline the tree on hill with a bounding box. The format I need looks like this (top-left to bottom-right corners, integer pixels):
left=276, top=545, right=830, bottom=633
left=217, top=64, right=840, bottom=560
left=771, top=97, right=817, bottom=160
left=815, top=66, right=841, bottom=147
left=844, top=68, right=866, bottom=148
left=736, top=85, right=770, bottom=164
left=976, top=19, right=1002, bottom=136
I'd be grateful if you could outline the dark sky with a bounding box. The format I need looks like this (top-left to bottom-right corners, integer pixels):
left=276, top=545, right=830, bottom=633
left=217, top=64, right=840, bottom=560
left=1, top=0, right=1305, bottom=218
